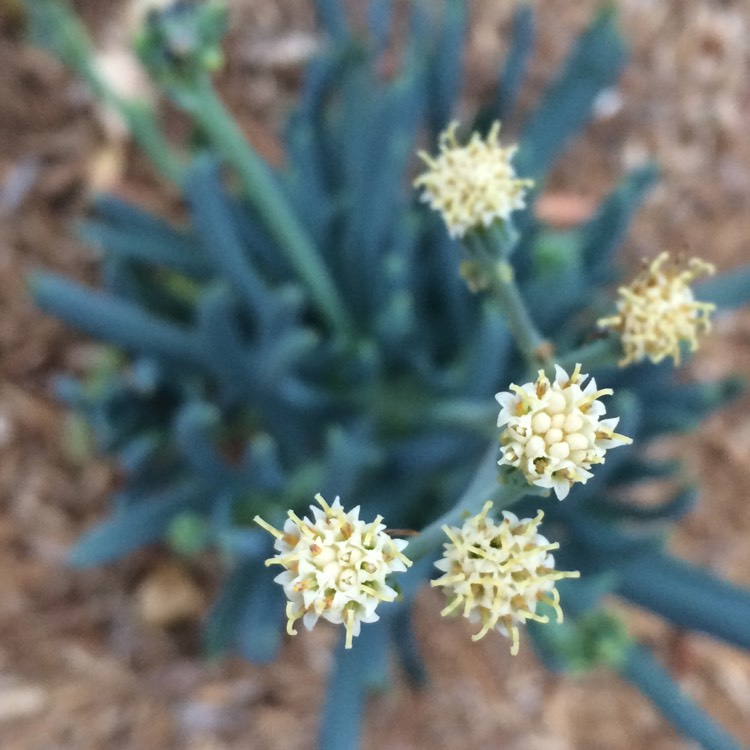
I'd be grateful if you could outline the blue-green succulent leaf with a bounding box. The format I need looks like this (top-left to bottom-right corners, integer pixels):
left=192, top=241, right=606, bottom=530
left=54, top=375, right=84, bottom=406
left=343, top=69, right=426, bottom=317
left=70, top=479, right=210, bottom=567
left=462, top=307, right=512, bottom=397
left=78, top=219, right=211, bottom=278
left=194, top=285, right=256, bottom=391
left=91, top=194, right=150, bottom=225
left=318, top=629, right=380, bottom=750
left=318, top=426, right=378, bottom=500
left=367, top=0, right=393, bottom=52
left=241, top=434, right=287, bottom=492
left=694, top=265, right=750, bottom=310
left=174, top=401, right=227, bottom=479
left=30, top=273, right=201, bottom=365
left=118, top=433, right=163, bottom=474
left=314, top=0, right=349, bottom=41
left=621, top=645, right=743, bottom=750
left=580, top=164, right=659, bottom=280
left=516, top=6, right=628, bottom=182
left=595, top=486, right=698, bottom=523
left=236, top=566, right=284, bottom=663
left=361, top=619, right=390, bottom=691
left=607, top=457, right=681, bottom=484
left=617, top=552, right=750, bottom=651
left=496, top=4, right=535, bottom=122
left=185, top=158, right=277, bottom=317
left=427, top=0, right=467, bottom=131
left=389, top=604, right=428, bottom=686
left=285, top=122, right=330, bottom=238
left=559, top=573, right=618, bottom=615
left=204, top=555, right=262, bottom=658
left=548, top=499, right=663, bottom=565
left=639, top=377, right=744, bottom=436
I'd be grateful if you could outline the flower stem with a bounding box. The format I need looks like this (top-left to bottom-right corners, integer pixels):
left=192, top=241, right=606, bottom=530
left=425, top=399, right=496, bottom=434
left=187, top=77, right=355, bottom=338
left=488, top=260, right=549, bottom=365
left=406, top=445, right=529, bottom=561
left=463, top=223, right=551, bottom=367
left=118, top=100, right=186, bottom=185
left=552, top=336, right=622, bottom=375
left=29, top=0, right=185, bottom=184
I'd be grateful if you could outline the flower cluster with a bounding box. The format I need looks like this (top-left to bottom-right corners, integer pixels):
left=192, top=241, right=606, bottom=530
left=496, top=364, right=632, bottom=500
left=598, top=252, right=716, bottom=366
left=432, top=502, right=579, bottom=654
left=254, top=494, right=411, bottom=648
left=413, top=121, right=533, bottom=239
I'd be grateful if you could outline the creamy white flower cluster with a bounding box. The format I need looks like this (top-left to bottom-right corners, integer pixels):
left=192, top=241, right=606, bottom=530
left=496, top=364, right=632, bottom=500
left=598, top=252, right=716, bottom=366
left=432, top=501, right=579, bottom=654
left=414, top=121, right=533, bottom=239
left=255, top=494, right=411, bottom=648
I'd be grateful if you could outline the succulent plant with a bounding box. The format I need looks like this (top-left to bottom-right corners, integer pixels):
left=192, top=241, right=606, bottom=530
left=25, top=1, right=750, bottom=748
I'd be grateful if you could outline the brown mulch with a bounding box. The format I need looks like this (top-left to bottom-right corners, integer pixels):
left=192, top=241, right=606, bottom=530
left=2, top=1, right=750, bottom=748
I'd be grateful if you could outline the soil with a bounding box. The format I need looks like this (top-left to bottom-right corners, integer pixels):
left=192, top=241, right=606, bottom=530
left=2, top=1, right=750, bottom=749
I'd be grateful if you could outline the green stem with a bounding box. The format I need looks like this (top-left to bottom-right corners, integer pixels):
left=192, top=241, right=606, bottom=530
left=552, top=336, right=621, bottom=375
left=74, top=61, right=173, bottom=173
left=425, top=399, right=496, bottom=434
left=487, top=259, right=548, bottom=365
left=119, top=100, right=186, bottom=184
left=186, top=77, right=355, bottom=338
left=464, top=223, right=550, bottom=367
left=370, top=389, right=496, bottom=436
left=407, top=445, right=529, bottom=561
left=33, top=0, right=185, bottom=184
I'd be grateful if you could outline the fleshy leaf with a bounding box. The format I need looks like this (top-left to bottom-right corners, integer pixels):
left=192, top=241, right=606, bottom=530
left=496, top=4, right=535, bottom=123
left=70, top=480, right=209, bottom=567
left=621, top=645, right=743, bottom=750
left=516, top=6, right=628, bottom=181
left=617, top=552, right=750, bottom=651
left=694, top=265, right=750, bottom=310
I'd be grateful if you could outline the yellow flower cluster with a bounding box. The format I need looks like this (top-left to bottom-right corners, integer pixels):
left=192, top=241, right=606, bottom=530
left=598, top=252, right=716, bottom=366
left=432, top=502, right=579, bottom=654
left=414, top=121, right=533, bottom=239
left=496, top=364, right=632, bottom=500
left=255, top=495, right=411, bottom=648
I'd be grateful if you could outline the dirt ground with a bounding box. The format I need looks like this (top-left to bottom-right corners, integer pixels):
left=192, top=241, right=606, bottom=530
left=2, top=1, right=750, bottom=748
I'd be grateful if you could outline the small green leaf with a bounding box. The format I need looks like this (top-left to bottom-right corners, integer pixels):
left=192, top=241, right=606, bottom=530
left=167, top=512, right=210, bottom=556
left=531, top=609, right=632, bottom=675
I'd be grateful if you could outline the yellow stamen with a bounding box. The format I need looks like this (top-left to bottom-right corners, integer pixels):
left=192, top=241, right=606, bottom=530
left=253, top=515, right=284, bottom=540
left=441, top=596, right=465, bottom=617
left=314, top=493, right=331, bottom=512
left=286, top=601, right=302, bottom=636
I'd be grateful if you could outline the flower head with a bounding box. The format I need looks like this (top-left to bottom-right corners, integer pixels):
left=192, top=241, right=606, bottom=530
left=432, top=502, right=579, bottom=654
left=496, top=364, right=632, bottom=500
left=254, top=494, right=411, bottom=648
left=135, top=0, right=227, bottom=89
left=414, top=121, right=533, bottom=239
left=598, top=252, right=716, bottom=366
